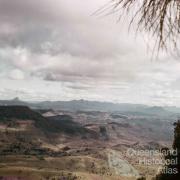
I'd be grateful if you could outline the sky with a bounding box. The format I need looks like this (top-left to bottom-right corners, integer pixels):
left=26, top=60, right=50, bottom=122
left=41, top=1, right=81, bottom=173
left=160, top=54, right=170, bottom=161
left=0, top=0, right=180, bottom=106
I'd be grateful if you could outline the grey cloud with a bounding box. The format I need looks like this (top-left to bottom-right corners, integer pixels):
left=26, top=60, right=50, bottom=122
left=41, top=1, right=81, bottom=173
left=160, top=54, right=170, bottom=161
left=0, top=0, right=65, bottom=23
left=0, top=0, right=137, bottom=59
left=0, top=0, right=179, bottom=105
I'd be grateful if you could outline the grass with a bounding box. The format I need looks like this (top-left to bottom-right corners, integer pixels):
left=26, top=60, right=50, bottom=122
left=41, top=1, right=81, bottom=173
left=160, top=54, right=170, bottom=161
left=0, top=154, right=121, bottom=180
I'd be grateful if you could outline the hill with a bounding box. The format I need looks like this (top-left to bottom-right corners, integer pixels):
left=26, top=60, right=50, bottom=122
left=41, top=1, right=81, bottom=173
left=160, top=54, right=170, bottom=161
left=0, top=106, right=44, bottom=121
left=0, top=106, right=93, bottom=137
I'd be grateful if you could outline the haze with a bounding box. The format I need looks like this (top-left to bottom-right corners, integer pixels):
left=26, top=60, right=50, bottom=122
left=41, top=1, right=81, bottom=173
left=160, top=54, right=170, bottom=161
left=0, top=0, right=179, bottom=106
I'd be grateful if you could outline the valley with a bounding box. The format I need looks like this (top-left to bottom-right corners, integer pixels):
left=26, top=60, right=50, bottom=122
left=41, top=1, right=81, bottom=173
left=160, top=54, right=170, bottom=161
left=0, top=100, right=178, bottom=180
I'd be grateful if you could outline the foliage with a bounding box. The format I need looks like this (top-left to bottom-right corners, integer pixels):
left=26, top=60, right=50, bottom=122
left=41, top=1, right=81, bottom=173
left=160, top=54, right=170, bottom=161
left=96, top=0, right=180, bottom=52
left=156, top=120, right=180, bottom=179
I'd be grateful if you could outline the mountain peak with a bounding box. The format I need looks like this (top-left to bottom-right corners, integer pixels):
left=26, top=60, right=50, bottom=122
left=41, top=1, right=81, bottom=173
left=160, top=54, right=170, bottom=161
left=12, top=97, right=20, bottom=101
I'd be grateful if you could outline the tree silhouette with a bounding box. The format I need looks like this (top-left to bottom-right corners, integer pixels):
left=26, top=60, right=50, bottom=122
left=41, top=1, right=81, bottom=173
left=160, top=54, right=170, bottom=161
left=96, top=0, right=180, bottom=52
left=156, top=120, right=180, bottom=179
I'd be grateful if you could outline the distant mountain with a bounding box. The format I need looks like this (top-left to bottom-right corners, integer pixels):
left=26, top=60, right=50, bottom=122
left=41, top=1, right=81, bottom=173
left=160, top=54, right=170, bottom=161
left=141, top=106, right=168, bottom=115
left=164, top=106, right=180, bottom=114
left=35, top=99, right=149, bottom=112
left=0, top=98, right=28, bottom=106
left=0, top=98, right=179, bottom=116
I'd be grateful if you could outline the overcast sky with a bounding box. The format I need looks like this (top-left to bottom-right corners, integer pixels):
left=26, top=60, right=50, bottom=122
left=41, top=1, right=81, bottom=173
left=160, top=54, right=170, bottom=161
left=0, top=0, right=180, bottom=106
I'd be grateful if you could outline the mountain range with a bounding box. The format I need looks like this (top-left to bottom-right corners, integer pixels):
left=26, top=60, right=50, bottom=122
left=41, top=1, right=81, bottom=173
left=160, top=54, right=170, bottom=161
left=0, top=98, right=180, bottom=116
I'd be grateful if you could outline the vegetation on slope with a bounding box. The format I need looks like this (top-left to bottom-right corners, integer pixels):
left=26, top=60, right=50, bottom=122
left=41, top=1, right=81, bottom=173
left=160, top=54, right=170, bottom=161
left=0, top=106, right=92, bottom=136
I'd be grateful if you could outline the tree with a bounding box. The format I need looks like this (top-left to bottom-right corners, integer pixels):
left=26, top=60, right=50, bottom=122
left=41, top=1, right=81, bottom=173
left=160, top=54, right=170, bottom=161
left=156, top=120, right=180, bottom=179
left=96, top=0, right=180, bottom=52
left=173, top=120, right=180, bottom=176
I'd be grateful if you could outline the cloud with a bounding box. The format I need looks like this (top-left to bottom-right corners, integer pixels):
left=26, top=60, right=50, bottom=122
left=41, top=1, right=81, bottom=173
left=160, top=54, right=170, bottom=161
left=0, top=0, right=142, bottom=57
left=0, top=0, right=179, bottom=105
left=9, top=69, right=25, bottom=80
